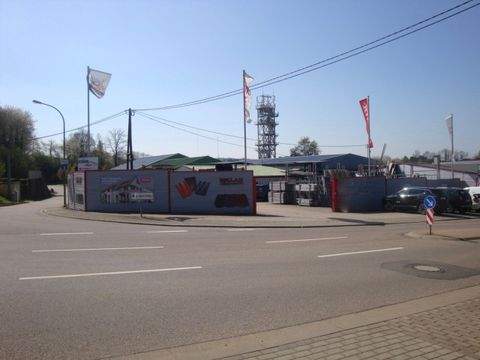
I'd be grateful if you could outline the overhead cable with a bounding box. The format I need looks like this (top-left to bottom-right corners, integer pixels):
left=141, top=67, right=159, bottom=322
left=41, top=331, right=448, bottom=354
left=135, top=0, right=479, bottom=112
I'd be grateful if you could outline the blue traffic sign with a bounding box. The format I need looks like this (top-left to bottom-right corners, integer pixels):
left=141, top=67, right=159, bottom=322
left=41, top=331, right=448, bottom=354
left=423, top=195, right=436, bottom=209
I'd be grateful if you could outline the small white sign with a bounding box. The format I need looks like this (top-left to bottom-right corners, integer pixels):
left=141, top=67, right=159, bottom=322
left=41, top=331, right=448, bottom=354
left=78, top=157, right=99, bottom=171
left=131, top=192, right=154, bottom=201
left=60, top=159, right=69, bottom=166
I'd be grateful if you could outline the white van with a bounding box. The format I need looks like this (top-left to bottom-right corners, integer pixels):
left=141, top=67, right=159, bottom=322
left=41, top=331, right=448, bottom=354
left=464, top=187, right=480, bottom=211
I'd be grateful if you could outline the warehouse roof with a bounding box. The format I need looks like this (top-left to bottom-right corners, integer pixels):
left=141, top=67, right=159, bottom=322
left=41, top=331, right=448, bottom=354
left=112, top=153, right=186, bottom=170
left=151, top=156, right=220, bottom=169
left=250, top=154, right=347, bottom=165
left=221, top=153, right=369, bottom=166
left=187, top=164, right=284, bottom=177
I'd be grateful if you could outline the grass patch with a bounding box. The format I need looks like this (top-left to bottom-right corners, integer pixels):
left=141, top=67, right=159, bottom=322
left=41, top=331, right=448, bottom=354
left=0, top=195, right=12, bottom=206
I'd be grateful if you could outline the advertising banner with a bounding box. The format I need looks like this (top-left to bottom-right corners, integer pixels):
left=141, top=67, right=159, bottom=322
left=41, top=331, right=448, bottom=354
left=85, top=170, right=169, bottom=212
left=78, top=157, right=99, bottom=171
left=67, top=173, right=75, bottom=209
left=171, top=171, right=254, bottom=214
left=73, top=172, right=85, bottom=210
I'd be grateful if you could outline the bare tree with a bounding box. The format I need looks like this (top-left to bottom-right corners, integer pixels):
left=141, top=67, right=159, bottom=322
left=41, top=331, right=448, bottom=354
left=106, top=128, right=127, bottom=166
left=41, top=140, right=60, bottom=158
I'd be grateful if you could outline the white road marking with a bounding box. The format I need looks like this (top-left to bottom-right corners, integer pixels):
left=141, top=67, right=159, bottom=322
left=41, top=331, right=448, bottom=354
left=32, top=246, right=164, bottom=253
left=317, top=247, right=404, bottom=258
left=226, top=228, right=256, bottom=232
left=19, top=266, right=202, bottom=280
left=146, top=230, right=188, bottom=234
left=40, top=232, right=94, bottom=236
left=266, top=236, right=348, bottom=244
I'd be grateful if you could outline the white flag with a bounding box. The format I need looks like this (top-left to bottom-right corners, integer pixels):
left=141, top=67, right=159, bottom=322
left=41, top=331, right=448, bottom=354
left=243, top=71, right=254, bottom=124
left=445, top=114, right=453, bottom=136
left=88, top=68, right=111, bottom=99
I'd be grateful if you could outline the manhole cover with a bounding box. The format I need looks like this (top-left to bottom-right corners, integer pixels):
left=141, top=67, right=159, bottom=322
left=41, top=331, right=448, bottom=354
left=381, top=260, right=480, bottom=280
left=413, top=265, right=441, bottom=272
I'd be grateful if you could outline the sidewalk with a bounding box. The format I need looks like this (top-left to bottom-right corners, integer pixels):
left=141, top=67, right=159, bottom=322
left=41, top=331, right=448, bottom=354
left=43, top=203, right=477, bottom=229
left=118, top=286, right=480, bottom=360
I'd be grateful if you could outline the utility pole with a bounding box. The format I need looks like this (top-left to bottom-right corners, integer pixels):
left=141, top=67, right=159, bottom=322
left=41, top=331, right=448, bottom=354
left=243, top=70, right=247, bottom=169
left=367, top=96, right=371, bottom=176
left=445, top=114, right=454, bottom=180
left=126, top=108, right=134, bottom=170
left=6, top=152, right=12, bottom=201
left=87, top=66, right=91, bottom=154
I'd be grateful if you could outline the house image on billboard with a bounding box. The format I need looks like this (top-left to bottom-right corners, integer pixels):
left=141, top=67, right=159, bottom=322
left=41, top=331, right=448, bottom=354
left=100, top=177, right=154, bottom=204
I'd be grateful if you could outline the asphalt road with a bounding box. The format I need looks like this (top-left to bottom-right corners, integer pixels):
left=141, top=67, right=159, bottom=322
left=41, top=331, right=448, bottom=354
left=1, top=196, right=480, bottom=360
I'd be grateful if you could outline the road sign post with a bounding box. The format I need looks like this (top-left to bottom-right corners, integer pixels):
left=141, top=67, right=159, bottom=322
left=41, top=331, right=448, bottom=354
left=423, top=195, right=436, bottom=235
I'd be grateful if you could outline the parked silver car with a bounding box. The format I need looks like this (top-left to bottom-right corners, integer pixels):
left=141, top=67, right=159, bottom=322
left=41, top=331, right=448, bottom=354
left=464, top=187, right=480, bottom=212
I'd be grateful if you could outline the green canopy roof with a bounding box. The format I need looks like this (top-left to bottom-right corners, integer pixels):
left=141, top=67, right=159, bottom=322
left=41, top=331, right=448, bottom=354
left=152, top=156, right=221, bottom=169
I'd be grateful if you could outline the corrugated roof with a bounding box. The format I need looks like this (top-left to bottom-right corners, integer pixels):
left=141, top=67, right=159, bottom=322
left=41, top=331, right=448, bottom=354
left=111, top=153, right=186, bottom=170
left=250, top=154, right=346, bottom=165
left=220, top=154, right=356, bottom=165
left=185, top=164, right=284, bottom=177
left=153, top=156, right=220, bottom=168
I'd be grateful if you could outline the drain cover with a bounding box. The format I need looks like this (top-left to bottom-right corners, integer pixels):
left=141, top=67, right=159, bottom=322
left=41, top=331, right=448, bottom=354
left=413, top=265, right=441, bottom=272
left=381, top=260, right=480, bottom=280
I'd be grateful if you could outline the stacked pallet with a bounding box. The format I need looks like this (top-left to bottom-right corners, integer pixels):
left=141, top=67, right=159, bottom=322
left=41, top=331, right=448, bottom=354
left=268, top=181, right=295, bottom=204
left=295, top=183, right=321, bottom=206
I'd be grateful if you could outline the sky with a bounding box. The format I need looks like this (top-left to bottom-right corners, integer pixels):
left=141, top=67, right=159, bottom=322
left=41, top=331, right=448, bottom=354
left=1, top=0, right=479, bottom=160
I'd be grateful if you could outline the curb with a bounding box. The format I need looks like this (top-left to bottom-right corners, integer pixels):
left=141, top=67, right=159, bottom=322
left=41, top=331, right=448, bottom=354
left=405, top=231, right=480, bottom=242
left=42, top=208, right=389, bottom=229
left=42, top=207, right=476, bottom=230
left=111, top=285, right=480, bottom=360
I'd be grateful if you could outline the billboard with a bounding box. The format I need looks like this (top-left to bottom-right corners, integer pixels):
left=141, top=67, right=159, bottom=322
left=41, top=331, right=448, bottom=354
left=85, top=170, right=169, bottom=212
left=78, top=157, right=99, bottom=171
left=171, top=171, right=254, bottom=214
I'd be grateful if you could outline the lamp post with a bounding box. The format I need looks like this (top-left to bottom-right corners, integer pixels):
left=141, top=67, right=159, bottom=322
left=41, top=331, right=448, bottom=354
left=32, top=100, right=67, bottom=207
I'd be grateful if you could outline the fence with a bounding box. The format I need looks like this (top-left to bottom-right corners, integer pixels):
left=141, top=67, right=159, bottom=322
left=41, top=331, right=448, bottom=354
left=68, top=169, right=256, bottom=215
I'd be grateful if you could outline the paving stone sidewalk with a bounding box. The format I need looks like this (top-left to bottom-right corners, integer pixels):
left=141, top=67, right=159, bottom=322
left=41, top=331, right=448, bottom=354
left=219, top=298, right=480, bottom=360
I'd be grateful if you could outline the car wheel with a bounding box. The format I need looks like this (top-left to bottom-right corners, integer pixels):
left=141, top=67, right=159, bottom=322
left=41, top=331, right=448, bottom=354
left=384, top=202, right=394, bottom=211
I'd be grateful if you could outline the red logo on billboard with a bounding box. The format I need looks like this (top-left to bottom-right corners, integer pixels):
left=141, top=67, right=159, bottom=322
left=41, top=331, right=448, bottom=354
left=176, top=177, right=210, bottom=199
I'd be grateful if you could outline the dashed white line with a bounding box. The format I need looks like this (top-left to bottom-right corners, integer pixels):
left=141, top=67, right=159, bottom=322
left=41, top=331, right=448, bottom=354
left=32, top=246, right=165, bottom=253
left=146, top=230, right=188, bottom=234
left=317, top=247, right=404, bottom=258
left=19, top=266, right=203, bottom=280
left=226, top=228, right=256, bottom=232
left=266, top=236, right=348, bottom=244
left=40, top=232, right=94, bottom=236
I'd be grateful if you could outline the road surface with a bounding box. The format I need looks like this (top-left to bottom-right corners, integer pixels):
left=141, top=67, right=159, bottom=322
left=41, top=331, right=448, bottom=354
left=1, top=196, right=479, bottom=359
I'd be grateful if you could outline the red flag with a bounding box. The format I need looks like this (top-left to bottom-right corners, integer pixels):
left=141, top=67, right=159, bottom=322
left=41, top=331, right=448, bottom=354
left=359, top=97, right=373, bottom=148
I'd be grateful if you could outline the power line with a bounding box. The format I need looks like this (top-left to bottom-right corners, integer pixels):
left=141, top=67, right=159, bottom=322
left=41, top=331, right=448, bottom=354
left=32, top=1, right=479, bottom=141
left=137, top=112, right=258, bottom=150
left=33, top=110, right=126, bottom=140
left=137, top=111, right=366, bottom=148
left=135, top=0, right=479, bottom=112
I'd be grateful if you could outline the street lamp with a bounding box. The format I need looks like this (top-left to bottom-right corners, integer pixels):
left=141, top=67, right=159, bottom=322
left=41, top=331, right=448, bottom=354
left=32, top=100, right=67, bottom=207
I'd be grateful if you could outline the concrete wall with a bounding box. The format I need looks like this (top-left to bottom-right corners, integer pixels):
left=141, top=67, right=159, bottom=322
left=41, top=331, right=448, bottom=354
left=171, top=171, right=255, bottom=214
left=84, top=170, right=169, bottom=213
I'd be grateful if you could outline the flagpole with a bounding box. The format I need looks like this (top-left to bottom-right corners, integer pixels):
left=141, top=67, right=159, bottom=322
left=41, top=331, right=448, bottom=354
left=87, top=66, right=91, bottom=155
left=367, top=95, right=371, bottom=177
left=243, top=70, right=247, bottom=169
left=450, top=114, right=454, bottom=180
